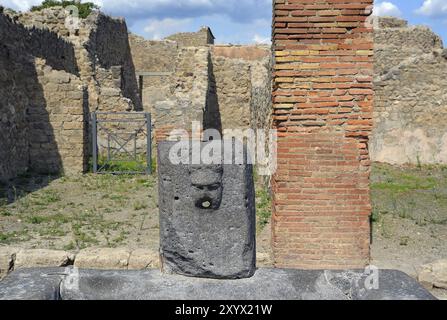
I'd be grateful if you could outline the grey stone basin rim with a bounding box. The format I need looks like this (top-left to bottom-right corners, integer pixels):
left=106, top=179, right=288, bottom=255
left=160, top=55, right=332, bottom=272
left=0, top=268, right=437, bottom=300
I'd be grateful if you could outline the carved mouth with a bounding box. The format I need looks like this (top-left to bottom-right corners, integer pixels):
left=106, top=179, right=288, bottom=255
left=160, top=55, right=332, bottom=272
left=195, top=197, right=213, bottom=210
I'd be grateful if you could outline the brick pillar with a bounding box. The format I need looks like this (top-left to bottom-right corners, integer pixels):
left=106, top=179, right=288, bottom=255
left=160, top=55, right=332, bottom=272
left=271, top=0, right=374, bottom=269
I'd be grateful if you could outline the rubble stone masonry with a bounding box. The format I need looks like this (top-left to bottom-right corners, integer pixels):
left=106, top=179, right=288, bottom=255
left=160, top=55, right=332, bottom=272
left=271, top=0, right=374, bottom=269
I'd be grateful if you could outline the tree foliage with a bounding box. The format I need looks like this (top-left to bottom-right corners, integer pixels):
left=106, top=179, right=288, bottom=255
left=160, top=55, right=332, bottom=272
left=30, top=1, right=99, bottom=19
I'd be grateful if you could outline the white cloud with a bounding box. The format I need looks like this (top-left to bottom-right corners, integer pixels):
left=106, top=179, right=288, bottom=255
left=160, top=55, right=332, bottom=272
left=0, top=0, right=272, bottom=22
left=373, top=1, right=402, bottom=17
left=0, top=0, right=41, bottom=11
left=143, top=18, right=193, bottom=40
left=252, top=34, right=270, bottom=45
left=416, top=0, right=447, bottom=18
left=0, top=0, right=273, bottom=44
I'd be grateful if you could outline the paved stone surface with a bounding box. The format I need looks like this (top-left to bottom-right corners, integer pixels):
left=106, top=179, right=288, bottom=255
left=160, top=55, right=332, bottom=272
left=0, top=268, right=436, bottom=300
left=157, top=141, right=256, bottom=279
left=0, top=268, right=66, bottom=300
left=418, top=260, right=447, bottom=290
left=74, top=248, right=131, bottom=270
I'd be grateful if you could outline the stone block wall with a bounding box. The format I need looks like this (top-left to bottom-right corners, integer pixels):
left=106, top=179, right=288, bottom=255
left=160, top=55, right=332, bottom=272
left=0, top=9, right=87, bottom=180
left=271, top=0, right=374, bottom=269
left=0, top=14, right=33, bottom=180
left=165, top=27, right=214, bottom=47
left=30, top=59, right=88, bottom=174
left=372, top=17, right=447, bottom=165
left=129, top=35, right=272, bottom=143
left=154, top=47, right=211, bottom=141
left=129, top=35, right=178, bottom=114
left=210, top=55, right=252, bottom=129
left=17, top=7, right=142, bottom=114
left=90, top=14, right=142, bottom=112
left=210, top=46, right=272, bottom=133
left=0, top=7, right=142, bottom=181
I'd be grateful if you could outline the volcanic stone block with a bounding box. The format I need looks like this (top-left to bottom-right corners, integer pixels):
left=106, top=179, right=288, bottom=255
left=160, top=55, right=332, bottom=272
left=0, top=268, right=437, bottom=300
left=157, top=140, right=256, bottom=279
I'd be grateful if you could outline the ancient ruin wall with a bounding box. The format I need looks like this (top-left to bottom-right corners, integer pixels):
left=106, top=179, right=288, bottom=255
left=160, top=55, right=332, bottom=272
left=1, top=7, right=143, bottom=181
left=129, top=34, right=179, bottom=114
left=0, top=12, right=34, bottom=180
left=89, top=14, right=142, bottom=112
left=154, top=47, right=211, bottom=141
left=165, top=27, right=214, bottom=47
left=0, top=9, right=87, bottom=180
left=17, top=7, right=141, bottom=113
left=211, top=45, right=272, bottom=132
left=30, top=60, right=87, bottom=174
left=210, top=55, right=252, bottom=129
left=372, top=17, right=447, bottom=165
left=272, top=0, right=374, bottom=269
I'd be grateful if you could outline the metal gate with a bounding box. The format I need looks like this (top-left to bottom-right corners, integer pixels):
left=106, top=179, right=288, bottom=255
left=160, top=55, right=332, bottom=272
left=91, top=112, right=152, bottom=175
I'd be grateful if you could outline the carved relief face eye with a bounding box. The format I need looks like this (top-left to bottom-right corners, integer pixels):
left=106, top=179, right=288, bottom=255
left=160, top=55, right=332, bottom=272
left=207, top=183, right=220, bottom=191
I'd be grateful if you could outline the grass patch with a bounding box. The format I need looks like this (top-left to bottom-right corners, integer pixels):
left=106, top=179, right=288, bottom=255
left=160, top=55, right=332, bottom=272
left=133, top=201, right=148, bottom=211
left=90, top=154, right=155, bottom=174
left=0, top=230, right=30, bottom=244
left=29, top=189, right=61, bottom=207
left=371, top=163, right=447, bottom=226
left=256, top=188, right=272, bottom=229
left=0, top=207, right=11, bottom=217
left=371, top=175, right=437, bottom=193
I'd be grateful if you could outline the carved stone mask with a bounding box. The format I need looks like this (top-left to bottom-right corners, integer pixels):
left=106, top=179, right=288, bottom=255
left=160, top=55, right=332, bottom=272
left=189, top=165, right=223, bottom=210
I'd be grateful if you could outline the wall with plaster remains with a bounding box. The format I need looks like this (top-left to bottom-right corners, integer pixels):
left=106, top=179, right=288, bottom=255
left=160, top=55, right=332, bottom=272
left=372, top=17, right=447, bottom=165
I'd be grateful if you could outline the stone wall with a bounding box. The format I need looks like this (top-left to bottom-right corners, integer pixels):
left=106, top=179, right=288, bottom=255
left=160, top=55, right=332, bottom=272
left=210, top=46, right=272, bottom=132
left=210, top=55, right=252, bottom=129
left=165, top=27, right=214, bottom=47
left=0, top=9, right=87, bottom=180
left=0, top=7, right=142, bottom=181
left=271, top=0, right=374, bottom=269
left=89, top=14, right=142, bottom=112
left=154, top=47, right=211, bottom=141
left=372, top=17, right=447, bottom=165
left=30, top=59, right=87, bottom=174
left=17, top=7, right=141, bottom=114
left=129, top=36, right=272, bottom=142
left=129, top=34, right=178, bottom=114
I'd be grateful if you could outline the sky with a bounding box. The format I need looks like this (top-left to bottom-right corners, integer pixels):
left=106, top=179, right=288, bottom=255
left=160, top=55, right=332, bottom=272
left=1, top=0, right=446, bottom=45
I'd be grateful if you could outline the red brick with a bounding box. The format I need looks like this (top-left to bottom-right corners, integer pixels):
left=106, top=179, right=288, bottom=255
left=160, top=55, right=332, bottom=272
left=272, top=0, right=373, bottom=270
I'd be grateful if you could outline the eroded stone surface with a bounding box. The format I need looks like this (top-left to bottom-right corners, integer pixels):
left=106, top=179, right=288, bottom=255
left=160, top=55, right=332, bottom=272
left=74, top=248, right=130, bottom=270
left=128, top=249, right=160, bottom=270
left=0, top=247, right=17, bottom=280
left=0, top=268, right=436, bottom=300
left=418, top=260, right=447, bottom=290
left=0, top=268, right=65, bottom=300
left=157, top=141, right=256, bottom=279
left=14, top=249, right=74, bottom=270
